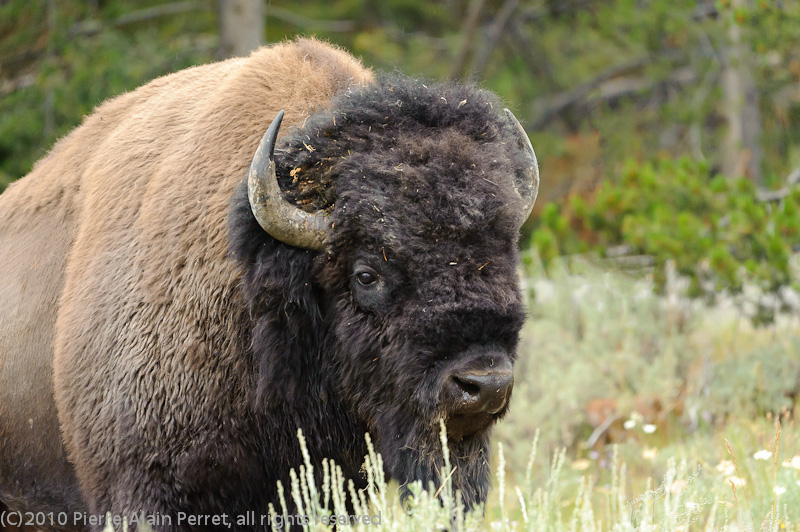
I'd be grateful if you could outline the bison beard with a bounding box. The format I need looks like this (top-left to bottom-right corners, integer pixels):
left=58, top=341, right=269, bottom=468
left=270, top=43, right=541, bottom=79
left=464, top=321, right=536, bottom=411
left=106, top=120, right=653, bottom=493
left=0, top=38, right=537, bottom=529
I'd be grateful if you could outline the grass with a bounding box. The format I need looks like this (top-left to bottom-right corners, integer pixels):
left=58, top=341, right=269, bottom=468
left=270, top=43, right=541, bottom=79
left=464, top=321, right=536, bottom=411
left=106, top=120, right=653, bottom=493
left=253, top=420, right=800, bottom=531
left=123, top=252, right=800, bottom=531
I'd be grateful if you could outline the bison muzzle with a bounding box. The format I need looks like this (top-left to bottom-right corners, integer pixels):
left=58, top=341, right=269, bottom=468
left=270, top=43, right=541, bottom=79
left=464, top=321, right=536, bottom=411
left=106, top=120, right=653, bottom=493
left=0, top=38, right=538, bottom=530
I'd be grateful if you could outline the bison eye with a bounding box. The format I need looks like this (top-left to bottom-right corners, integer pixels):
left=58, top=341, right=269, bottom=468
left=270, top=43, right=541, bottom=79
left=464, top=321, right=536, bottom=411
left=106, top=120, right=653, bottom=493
left=356, top=269, right=377, bottom=286
left=351, top=257, right=394, bottom=312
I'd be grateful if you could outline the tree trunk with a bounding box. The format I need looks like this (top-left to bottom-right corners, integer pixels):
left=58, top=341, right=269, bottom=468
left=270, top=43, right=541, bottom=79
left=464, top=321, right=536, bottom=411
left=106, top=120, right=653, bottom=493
left=720, top=0, right=761, bottom=183
left=219, top=0, right=264, bottom=58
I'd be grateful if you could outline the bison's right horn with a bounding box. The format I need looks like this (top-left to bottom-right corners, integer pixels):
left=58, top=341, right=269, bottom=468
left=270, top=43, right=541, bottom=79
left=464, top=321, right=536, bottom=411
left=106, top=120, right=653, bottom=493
left=503, top=109, right=539, bottom=223
left=248, top=110, right=330, bottom=251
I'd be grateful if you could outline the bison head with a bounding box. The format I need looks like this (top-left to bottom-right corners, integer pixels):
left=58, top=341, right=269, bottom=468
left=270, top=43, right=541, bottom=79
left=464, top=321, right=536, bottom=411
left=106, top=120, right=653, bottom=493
left=230, top=77, right=538, bottom=509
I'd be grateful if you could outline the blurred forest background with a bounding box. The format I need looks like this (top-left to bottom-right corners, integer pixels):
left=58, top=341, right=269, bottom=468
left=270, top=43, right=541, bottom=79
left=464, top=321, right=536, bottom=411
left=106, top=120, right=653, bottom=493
left=2, top=0, right=800, bottom=314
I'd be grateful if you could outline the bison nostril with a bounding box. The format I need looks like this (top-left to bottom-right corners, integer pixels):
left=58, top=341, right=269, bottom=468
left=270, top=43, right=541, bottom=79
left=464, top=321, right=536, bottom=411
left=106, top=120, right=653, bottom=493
left=451, top=375, right=482, bottom=399
left=446, top=369, right=513, bottom=416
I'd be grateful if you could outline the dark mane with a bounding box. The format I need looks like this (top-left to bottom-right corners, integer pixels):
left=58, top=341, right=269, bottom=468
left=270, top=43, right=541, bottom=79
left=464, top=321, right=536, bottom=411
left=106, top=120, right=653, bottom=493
left=274, top=75, right=529, bottom=212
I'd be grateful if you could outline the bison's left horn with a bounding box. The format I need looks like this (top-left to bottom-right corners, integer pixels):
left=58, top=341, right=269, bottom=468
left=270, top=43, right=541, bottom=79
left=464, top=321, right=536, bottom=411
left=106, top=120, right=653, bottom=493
left=248, top=110, right=329, bottom=251
left=503, top=109, right=539, bottom=222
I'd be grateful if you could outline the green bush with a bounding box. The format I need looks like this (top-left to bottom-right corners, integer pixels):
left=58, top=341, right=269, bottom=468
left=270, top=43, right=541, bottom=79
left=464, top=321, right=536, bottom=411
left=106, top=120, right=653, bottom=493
left=530, top=157, right=800, bottom=322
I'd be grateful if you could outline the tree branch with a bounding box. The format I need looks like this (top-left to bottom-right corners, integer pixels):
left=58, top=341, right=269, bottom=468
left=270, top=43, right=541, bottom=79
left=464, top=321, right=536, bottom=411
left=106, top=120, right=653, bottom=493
left=70, top=0, right=209, bottom=36
left=117, top=0, right=208, bottom=27
left=470, top=0, right=519, bottom=77
left=756, top=168, right=800, bottom=202
left=448, top=0, right=485, bottom=80
left=265, top=5, right=356, bottom=33
left=505, top=18, right=558, bottom=91
left=529, top=53, right=686, bottom=129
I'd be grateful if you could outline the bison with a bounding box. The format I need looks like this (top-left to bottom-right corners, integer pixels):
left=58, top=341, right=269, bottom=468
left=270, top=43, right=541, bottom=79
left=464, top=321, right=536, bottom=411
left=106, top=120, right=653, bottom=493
left=0, top=38, right=538, bottom=529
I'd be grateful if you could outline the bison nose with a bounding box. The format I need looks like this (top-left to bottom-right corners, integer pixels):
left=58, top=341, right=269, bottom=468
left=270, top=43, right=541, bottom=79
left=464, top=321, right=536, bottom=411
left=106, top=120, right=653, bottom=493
left=448, top=370, right=514, bottom=416
left=441, top=356, right=514, bottom=438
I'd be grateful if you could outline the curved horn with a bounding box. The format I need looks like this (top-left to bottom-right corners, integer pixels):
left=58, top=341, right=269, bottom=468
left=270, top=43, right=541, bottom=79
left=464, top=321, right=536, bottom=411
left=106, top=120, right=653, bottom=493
left=503, top=109, right=540, bottom=221
left=248, top=110, right=330, bottom=251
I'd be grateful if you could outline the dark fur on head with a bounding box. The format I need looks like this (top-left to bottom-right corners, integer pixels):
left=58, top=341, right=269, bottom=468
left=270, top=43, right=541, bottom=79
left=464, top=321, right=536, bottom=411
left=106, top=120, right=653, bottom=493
left=230, top=74, right=529, bottom=509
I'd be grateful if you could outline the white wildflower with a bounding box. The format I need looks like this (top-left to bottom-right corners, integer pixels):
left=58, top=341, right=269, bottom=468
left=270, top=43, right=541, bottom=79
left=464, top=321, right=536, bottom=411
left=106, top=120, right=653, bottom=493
left=571, top=459, right=591, bottom=471
left=753, top=450, right=772, bottom=461
left=716, top=460, right=736, bottom=476
left=782, top=456, right=800, bottom=470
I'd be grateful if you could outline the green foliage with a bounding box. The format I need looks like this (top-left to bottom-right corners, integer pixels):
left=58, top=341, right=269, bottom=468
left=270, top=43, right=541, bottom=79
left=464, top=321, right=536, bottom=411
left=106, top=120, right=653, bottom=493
left=0, top=0, right=217, bottom=189
left=530, top=157, right=800, bottom=321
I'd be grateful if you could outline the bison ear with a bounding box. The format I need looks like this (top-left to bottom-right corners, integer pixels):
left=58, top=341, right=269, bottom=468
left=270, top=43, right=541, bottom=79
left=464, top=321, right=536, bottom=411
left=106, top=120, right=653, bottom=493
left=503, top=109, right=539, bottom=223
left=247, top=110, right=331, bottom=250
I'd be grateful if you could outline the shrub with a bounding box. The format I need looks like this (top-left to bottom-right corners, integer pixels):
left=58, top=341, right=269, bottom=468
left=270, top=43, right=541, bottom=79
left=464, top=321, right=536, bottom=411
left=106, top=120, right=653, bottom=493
left=530, top=157, right=800, bottom=323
